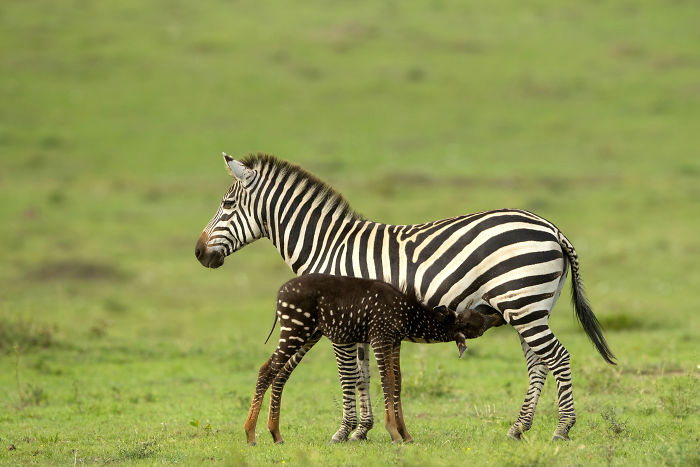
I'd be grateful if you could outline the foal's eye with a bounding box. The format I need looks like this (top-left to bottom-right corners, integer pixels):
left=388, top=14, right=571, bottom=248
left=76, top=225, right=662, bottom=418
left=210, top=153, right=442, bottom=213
left=222, top=199, right=236, bottom=209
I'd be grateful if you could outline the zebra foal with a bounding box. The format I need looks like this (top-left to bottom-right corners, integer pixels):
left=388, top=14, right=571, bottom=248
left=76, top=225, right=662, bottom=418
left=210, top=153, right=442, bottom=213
left=245, top=274, right=500, bottom=445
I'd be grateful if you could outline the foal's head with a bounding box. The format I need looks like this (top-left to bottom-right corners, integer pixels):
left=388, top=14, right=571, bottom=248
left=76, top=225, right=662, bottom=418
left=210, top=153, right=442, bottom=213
left=432, top=305, right=503, bottom=358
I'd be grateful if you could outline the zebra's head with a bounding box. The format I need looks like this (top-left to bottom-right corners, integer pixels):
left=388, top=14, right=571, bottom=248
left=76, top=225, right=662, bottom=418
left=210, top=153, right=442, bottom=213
left=195, top=153, right=264, bottom=268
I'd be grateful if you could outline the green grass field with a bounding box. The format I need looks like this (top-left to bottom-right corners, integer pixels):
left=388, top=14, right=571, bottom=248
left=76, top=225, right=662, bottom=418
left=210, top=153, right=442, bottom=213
left=1, top=0, right=699, bottom=465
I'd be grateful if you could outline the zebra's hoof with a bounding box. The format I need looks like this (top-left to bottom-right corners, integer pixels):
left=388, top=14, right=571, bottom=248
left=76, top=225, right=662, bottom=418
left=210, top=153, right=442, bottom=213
left=507, top=428, right=523, bottom=440
left=329, top=437, right=347, bottom=445
left=552, top=434, right=570, bottom=442
left=349, top=434, right=368, bottom=442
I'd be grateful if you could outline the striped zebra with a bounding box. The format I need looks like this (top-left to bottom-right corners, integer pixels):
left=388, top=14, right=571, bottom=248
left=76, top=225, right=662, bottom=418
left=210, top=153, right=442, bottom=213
left=195, top=153, right=615, bottom=442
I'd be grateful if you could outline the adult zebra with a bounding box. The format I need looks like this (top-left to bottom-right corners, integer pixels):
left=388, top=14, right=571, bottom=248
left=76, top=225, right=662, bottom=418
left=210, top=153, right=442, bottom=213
left=195, top=153, right=615, bottom=442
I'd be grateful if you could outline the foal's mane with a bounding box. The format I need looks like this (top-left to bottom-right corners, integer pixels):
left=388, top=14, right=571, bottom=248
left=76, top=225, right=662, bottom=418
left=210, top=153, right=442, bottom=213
left=241, top=153, right=364, bottom=221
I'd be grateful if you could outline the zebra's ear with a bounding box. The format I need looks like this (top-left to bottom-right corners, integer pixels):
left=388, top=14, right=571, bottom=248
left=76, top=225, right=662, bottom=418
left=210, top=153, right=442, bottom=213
left=223, top=153, right=255, bottom=185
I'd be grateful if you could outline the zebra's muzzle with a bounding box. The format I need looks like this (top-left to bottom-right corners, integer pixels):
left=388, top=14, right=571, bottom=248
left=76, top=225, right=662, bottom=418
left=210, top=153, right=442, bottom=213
left=195, top=233, right=226, bottom=268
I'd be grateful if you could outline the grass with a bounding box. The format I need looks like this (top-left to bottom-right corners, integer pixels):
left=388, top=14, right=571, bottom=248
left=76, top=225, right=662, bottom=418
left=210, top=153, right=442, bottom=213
left=1, top=0, right=699, bottom=465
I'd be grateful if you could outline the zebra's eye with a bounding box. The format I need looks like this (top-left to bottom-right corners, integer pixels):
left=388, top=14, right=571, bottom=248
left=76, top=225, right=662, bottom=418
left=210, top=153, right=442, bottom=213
left=222, top=199, right=236, bottom=209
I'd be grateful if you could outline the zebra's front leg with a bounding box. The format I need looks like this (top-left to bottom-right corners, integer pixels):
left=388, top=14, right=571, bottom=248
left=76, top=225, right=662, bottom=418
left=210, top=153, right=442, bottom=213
left=350, top=343, right=374, bottom=441
left=508, top=334, right=548, bottom=440
left=330, top=343, right=359, bottom=443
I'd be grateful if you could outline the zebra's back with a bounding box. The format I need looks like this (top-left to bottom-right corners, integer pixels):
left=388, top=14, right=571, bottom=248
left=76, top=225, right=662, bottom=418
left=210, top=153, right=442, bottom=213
left=315, top=208, right=568, bottom=322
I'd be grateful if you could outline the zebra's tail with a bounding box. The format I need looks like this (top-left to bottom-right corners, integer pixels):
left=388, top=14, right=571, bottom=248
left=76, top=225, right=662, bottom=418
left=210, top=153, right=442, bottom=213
left=558, top=232, right=616, bottom=365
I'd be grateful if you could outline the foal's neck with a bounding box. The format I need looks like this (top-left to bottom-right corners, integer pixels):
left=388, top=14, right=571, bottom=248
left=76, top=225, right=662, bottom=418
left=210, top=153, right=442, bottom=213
left=405, top=306, right=453, bottom=343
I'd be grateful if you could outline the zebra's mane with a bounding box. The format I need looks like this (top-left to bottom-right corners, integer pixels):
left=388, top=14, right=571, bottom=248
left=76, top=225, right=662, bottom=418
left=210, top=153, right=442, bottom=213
left=241, top=153, right=364, bottom=221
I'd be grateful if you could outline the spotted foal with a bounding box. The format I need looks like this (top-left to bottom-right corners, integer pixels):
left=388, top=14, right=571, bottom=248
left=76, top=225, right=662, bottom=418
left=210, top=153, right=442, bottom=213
left=244, top=274, right=501, bottom=445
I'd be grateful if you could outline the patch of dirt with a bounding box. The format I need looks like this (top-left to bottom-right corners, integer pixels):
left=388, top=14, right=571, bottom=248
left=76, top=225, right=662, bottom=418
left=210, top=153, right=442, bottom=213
left=25, top=260, right=127, bottom=282
left=376, top=171, right=620, bottom=191
left=620, top=366, right=690, bottom=377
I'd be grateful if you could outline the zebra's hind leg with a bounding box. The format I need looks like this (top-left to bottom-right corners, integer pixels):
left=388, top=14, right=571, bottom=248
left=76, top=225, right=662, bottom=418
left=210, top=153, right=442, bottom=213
left=330, top=343, right=359, bottom=443
left=507, top=334, right=548, bottom=440
left=350, top=343, right=374, bottom=441
left=513, top=318, right=576, bottom=441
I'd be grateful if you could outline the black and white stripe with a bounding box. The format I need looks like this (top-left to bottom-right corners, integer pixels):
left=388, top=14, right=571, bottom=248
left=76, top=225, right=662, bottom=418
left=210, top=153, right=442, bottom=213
left=196, top=153, right=615, bottom=441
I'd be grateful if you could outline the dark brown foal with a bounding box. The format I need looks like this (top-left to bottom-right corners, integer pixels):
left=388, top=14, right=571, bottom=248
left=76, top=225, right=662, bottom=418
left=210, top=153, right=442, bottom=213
left=244, top=274, right=501, bottom=445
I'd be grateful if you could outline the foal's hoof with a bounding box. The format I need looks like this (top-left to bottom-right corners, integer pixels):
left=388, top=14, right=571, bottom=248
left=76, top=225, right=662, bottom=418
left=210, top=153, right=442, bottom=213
left=274, top=439, right=285, bottom=445
left=248, top=441, right=256, bottom=447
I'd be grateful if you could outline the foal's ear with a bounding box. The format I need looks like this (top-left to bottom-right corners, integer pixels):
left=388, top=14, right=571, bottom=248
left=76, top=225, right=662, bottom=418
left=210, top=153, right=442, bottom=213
left=433, top=305, right=456, bottom=324
left=223, top=152, right=255, bottom=185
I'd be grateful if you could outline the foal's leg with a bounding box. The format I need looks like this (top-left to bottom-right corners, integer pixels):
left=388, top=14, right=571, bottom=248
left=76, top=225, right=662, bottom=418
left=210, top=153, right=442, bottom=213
left=330, top=343, right=359, bottom=443
left=507, top=334, right=548, bottom=440
left=371, top=339, right=402, bottom=442
left=391, top=345, right=413, bottom=443
left=245, top=349, right=288, bottom=446
left=350, top=343, right=374, bottom=441
left=267, top=333, right=322, bottom=444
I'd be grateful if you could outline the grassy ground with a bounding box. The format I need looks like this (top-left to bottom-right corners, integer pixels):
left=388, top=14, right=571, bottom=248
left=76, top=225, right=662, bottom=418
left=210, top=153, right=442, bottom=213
left=1, top=0, right=699, bottom=465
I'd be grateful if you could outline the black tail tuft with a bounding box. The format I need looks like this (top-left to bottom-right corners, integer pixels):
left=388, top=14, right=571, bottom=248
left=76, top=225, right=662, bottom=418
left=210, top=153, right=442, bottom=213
left=571, top=277, right=616, bottom=365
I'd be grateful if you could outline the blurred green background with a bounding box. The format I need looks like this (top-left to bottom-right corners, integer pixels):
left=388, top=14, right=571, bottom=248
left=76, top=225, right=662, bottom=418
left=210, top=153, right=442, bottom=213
left=1, top=0, right=698, bottom=465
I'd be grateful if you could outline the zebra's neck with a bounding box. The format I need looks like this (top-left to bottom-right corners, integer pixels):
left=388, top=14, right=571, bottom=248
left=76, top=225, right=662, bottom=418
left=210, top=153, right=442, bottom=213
left=246, top=156, right=368, bottom=276
left=245, top=155, right=427, bottom=300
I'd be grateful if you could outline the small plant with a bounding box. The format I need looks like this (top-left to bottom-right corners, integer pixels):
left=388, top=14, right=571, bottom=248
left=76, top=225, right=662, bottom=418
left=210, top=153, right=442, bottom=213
left=600, top=407, right=629, bottom=438
left=13, top=344, right=48, bottom=408
left=188, top=418, right=213, bottom=436
left=38, top=433, right=59, bottom=444
left=117, top=440, right=160, bottom=460
left=659, top=374, right=698, bottom=419
left=1, top=319, right=56, bottom=353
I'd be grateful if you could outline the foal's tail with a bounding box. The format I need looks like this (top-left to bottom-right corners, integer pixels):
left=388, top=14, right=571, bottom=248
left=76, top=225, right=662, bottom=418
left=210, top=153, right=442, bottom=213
left=558, top=232, right=616, bottom=365
left=264, top=313, right=278, bottom=345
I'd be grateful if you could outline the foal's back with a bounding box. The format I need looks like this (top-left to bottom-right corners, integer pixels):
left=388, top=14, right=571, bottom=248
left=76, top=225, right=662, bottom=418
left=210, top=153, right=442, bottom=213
left=277, top=274, right=424, bottom=345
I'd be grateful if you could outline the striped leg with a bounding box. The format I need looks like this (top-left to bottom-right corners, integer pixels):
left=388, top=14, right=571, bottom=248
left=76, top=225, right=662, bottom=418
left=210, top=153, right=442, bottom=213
left=330, top=343, right=359, bottom=443
left=350, top=343, right=374, bottom=441
left=512, top=317, right=576, bottom=441
left=371, top=339, right=402, bottom=443
left=507, top=335, right=548, bottom=440
left=267, top=333, right=322, bottom=444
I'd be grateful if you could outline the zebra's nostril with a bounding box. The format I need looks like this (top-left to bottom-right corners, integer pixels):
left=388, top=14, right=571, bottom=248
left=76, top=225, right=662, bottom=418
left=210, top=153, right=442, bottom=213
left=195, top=248, right=202, bottom=259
